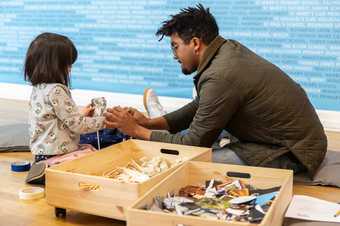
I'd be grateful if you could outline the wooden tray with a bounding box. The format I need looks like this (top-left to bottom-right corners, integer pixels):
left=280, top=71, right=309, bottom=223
left=46, top=139, right=211, bottom=220
left=127, top=161, right=293, bottom=226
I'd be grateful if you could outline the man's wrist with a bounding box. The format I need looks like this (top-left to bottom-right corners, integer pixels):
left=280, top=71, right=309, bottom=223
left=134, top=125, right=152, bottom=140
left=142, top=117, right=152, bottom=128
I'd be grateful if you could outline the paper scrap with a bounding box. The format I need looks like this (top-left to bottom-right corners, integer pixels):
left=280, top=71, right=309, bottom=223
left=285, top=195, right=340, bottom=223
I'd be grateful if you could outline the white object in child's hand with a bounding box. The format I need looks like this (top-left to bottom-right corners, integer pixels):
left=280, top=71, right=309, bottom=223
left=91, top=97, right=107, bottom=117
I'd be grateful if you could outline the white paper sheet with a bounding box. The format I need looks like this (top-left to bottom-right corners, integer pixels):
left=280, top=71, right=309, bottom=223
left=285, top=195, right=340, bottom=223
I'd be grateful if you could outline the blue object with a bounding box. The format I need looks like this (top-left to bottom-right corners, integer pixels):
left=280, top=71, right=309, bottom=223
left=255, top=191, right=278, bottom=206
left=80, top=128, right=129, bottom=149
left=11, top=161, right=31, bottom=172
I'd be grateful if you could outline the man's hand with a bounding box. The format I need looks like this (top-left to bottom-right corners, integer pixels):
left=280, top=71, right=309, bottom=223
left=80, top=104, right=94, bottom=117
left=104, top=106, right=151, bottom=140
left=127, top=107, right=150, bottom=127
left=127, top=107, right=170, bottom=130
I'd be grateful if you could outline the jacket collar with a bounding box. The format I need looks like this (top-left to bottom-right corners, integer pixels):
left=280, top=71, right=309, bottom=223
left=193, top=35, right=226, bottom=87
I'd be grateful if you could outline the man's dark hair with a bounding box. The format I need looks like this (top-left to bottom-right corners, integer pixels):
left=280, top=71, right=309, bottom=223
left=24, top=32, right=77, bottom=87
left=156, top=4, right=219, bottom=45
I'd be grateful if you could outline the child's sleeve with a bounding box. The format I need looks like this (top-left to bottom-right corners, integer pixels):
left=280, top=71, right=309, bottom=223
left=48, top=85, right=104, bottom=134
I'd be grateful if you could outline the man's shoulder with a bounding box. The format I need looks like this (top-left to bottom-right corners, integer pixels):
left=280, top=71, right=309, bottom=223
left=202, top=43, right=243, bottom=79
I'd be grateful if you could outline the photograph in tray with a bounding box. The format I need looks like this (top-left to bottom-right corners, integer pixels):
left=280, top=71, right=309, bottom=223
left=141, top=176, right=281, bottom=223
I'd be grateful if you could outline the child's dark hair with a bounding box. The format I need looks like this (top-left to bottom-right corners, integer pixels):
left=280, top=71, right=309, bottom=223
left=24, top=32, right=78, bottom=87
left=156, top=4, right=219, bottom=45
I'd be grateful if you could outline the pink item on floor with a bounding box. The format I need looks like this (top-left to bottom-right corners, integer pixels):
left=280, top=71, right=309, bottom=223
left=44, top=144, right=97, bottom=166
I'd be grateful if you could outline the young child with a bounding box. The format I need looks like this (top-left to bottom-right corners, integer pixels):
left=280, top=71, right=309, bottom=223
left=24, top=32, right=105, bottom=166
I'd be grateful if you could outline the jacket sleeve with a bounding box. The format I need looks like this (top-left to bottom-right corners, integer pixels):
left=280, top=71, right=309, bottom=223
left=151, top=73, right=244, bottom=147
left=163, top=98, right=198, bottom=133
left=48, top=85, right=104, bottom=134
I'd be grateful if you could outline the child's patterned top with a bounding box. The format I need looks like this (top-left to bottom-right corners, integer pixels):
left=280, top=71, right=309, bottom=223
left=29, top=83, right=104, bottom=155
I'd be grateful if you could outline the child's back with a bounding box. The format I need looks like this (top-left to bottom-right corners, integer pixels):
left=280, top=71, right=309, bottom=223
left=29, top=83, right=103, bottom=155
left=25, top=33, right=104, bottom=157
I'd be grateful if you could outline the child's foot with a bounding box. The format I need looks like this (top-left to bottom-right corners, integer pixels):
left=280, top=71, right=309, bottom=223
left=143, top=88, right=167, bottom=118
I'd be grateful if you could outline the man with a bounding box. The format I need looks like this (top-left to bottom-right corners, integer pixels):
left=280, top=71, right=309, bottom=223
left=104, top=4, right=327, bottom=177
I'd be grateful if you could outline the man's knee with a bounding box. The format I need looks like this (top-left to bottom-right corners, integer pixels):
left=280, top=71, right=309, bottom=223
left=263, top=153, right=306, bottom=174
left=212, top=147, right=245, bottom=165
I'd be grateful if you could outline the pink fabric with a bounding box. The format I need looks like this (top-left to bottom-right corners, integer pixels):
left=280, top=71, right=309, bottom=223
left=44, top=144, right=97, bottom=166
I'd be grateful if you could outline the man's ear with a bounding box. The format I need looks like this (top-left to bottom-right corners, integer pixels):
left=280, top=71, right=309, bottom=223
left=192, top=37, right=202, bottom=54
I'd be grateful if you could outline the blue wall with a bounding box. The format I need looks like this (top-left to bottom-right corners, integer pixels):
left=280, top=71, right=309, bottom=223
left=0, top=0, right=339, bottom=111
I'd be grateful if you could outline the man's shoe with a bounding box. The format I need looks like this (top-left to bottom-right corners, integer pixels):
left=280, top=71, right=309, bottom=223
left=143, top=88, right=167, bottom=118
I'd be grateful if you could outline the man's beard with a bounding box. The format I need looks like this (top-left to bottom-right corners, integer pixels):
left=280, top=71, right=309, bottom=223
left=181, top=65, right=196, bottom=75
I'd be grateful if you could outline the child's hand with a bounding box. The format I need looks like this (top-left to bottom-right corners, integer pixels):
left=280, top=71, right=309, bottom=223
left=104, top=107, right=138, bottom=132
left=80, top=104, right=94, bottom=117
left=104, top=107, right=151, bottom=140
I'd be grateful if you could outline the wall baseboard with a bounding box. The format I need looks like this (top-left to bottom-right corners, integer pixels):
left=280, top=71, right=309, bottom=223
left=1, top=82, right=339, bottom=131
left=317, top=110, right=340, bottom=132
left=0, top=82, right=191, bottom=115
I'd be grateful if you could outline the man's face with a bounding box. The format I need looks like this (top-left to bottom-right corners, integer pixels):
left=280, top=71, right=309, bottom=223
left=170, top=33, right=199, bottom=75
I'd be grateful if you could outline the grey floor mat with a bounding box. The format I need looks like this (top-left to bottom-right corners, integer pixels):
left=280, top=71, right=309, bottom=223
left=0, top=98, right=28, bottom=125
left=0, top=98, right=29, bottom=152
